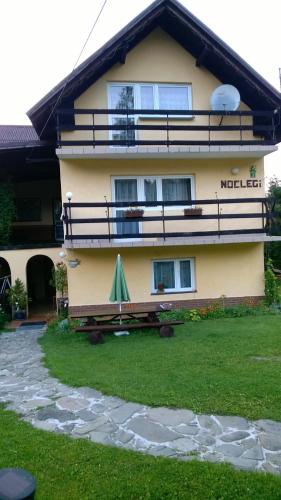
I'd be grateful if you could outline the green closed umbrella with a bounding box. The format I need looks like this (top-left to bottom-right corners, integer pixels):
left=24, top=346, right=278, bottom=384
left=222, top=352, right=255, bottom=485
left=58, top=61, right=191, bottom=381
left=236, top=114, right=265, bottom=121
left=109, top=254, right=130, bottom=324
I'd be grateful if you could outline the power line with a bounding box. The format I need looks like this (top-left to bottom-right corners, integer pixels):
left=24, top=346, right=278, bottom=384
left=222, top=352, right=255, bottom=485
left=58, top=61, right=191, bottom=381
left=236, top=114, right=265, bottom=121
left=38, top=0, right=108, bottom=139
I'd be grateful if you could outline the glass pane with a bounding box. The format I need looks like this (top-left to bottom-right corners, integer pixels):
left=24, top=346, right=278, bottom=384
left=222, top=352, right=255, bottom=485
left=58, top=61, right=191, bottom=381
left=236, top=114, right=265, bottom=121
left=158, top=86, right=188, bottom=110
left=140, top=86, right=154, bottom=109
left=180, top=260, right=191, bottom=288
left=112, top=117, right=135, bottom=143
left=110, top=85, right=134, bottom=109
left=154, top=261, right=175, bottom=290
left=115, top=179, right=139, bottom=236
left=162, top=178, right=191, bottom=202
left=144, top=179, right=157, bottom=202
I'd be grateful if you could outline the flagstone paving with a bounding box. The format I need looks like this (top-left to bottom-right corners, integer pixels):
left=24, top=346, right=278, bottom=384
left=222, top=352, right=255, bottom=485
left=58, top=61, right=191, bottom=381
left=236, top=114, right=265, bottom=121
left=1, top=326, right=281, bottom=475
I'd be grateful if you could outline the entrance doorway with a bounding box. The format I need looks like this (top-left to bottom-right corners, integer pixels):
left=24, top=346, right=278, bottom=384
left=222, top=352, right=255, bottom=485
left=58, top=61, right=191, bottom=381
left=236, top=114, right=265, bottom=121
left=0, top=258, right=11, bottom=315
left=26, top=255, right=55, bottom=315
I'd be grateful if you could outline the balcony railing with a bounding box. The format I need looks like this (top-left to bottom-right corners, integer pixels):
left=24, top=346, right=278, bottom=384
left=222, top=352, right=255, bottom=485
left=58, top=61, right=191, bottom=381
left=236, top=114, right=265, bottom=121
left=56, top=108, right=279, bottom=148
left=62, top=197, right=275, bottom=242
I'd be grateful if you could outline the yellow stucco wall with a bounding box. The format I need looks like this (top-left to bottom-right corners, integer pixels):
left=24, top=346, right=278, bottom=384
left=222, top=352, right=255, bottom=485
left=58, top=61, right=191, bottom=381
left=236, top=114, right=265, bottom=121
left=60, top=157, right=265, bottom=237
left=66, top=243, right=264, bottom=307
left=61, top=28, right=256, bottom=144
left=0, top=247, right=61, bottom=287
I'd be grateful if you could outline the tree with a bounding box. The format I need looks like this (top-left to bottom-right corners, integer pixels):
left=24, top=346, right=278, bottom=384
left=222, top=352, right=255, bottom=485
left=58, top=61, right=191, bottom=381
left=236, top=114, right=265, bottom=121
left=266, top=177, right=281, bottom=269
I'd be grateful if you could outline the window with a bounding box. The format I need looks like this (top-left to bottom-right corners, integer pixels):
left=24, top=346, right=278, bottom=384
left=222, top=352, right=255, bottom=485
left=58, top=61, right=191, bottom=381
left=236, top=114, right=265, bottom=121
left=108, top=83, right=192, bottom=141
left=152, top=259, right=195, bottom=293
left=113, top=176, right=193, bottom=207
left=113, top=175, right=194, bottom=210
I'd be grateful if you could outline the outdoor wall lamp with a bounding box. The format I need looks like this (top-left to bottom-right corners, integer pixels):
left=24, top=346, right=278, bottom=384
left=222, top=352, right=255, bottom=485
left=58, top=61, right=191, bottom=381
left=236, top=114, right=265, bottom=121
left=67, top=258, right=80, bottom=269
left=231, top=167, right=240, bottom=175
left=66, top=191, right=73, bottom=201
left=59, top=251, right=66, bottom=259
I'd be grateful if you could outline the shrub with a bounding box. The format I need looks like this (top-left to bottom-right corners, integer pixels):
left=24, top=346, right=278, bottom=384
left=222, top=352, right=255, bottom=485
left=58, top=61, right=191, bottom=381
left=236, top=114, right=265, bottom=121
left=0, top=306, right=7, bottom=329
left=6, top=278, right=27, bottom=310
left=264, top=259, right=281, bottom=306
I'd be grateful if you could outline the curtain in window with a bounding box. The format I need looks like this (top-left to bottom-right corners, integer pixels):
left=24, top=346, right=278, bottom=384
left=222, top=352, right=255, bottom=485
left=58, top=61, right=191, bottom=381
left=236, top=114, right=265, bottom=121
left=115, top=179, right=139, bottom=235
left=154, top=261, right=175, bottom=289
left=162, top=178, right=191, bottom=202
left=158, top=86, right=188, bottom=110
left=180, top=260, right=191, bottom=288
left=140, top=86, right=154, bottom=109
left=144, top=179, right=157, bottom=202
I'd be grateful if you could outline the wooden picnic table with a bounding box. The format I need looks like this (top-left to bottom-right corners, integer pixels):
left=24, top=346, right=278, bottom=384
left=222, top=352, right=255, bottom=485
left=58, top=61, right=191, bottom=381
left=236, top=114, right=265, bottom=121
left=70, top=303, right=172, bottom=324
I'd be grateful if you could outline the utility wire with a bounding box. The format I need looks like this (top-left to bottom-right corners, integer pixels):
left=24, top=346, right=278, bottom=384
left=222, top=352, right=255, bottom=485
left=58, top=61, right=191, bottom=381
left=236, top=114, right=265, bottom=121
left=38, top=0, right=108, bottom=139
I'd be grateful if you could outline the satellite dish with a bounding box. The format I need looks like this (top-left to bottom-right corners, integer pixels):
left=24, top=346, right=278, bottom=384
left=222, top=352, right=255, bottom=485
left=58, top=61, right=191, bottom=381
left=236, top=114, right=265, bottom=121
left=210, top=84, right=240, bottom=111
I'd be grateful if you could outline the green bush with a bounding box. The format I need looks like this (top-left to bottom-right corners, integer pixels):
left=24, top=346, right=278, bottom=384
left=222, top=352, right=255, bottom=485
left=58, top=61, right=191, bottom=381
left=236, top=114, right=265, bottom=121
left=0, top=306, right=7, bottom=329
left=264, top=259, right=281, bottom=306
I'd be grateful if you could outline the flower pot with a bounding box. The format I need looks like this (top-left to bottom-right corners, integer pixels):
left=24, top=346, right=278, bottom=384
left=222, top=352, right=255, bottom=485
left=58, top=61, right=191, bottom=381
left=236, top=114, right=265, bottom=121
left=125, top=210, right=144, bottom=218
left=14, top=310, right=26, bottom=320
left=184, top=207, right=203, bottom=216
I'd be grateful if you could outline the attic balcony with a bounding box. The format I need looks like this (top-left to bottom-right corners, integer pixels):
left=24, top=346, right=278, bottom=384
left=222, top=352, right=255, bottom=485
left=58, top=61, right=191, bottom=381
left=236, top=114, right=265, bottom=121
left=62, top=197, right=281, bottom=249
left=56, top=108, right=279, bottom=159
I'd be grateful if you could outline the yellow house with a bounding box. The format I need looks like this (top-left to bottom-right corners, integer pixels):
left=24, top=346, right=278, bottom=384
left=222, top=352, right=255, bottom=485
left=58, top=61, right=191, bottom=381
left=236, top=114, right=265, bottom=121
left=1, top=0, right=281, bottom=317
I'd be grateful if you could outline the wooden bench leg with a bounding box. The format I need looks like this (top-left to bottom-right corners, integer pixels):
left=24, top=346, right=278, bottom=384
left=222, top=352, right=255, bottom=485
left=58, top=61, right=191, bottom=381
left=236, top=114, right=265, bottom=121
left=88, top=330, right=104, bottom=345
left=146, top=312, right=159, bottom=323
left=159, top=325, right=174, bottom=338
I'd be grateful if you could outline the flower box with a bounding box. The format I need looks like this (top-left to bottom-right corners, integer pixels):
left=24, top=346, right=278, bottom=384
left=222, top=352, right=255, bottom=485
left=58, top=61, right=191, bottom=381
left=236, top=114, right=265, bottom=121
left=183, top=207, right=203, bottom=216
left=125, top=209, right=144, bottom=218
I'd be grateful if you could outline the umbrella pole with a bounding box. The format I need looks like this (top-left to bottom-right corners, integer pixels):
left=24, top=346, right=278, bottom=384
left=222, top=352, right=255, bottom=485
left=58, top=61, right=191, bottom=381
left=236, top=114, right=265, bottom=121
left=119, top=302, right=122, bottom=325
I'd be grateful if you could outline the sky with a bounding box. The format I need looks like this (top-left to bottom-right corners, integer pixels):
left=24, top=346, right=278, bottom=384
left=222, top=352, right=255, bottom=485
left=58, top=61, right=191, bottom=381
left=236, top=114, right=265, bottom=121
left=1, top=0, right=280, bottom=180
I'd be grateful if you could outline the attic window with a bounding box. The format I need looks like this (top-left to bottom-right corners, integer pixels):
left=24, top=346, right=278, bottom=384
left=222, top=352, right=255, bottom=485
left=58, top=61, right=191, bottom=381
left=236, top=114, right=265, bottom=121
left=108, top=83, right=192, bottom=113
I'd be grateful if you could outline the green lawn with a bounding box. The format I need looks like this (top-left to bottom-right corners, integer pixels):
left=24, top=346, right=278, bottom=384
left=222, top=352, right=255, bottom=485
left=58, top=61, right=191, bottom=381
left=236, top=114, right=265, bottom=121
left=41, top=315, right=281, bottom=421
left=1, top=405, right=281, bottom=499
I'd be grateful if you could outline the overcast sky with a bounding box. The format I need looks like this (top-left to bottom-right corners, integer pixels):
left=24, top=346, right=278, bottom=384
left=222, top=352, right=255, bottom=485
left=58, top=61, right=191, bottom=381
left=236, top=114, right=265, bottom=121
left=1, top=0, right=280, bottom=180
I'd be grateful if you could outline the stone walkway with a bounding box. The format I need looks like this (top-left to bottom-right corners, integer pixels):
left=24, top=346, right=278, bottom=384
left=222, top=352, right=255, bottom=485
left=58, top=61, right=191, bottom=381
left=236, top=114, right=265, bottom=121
left=1, top=326, right=281, bottom=475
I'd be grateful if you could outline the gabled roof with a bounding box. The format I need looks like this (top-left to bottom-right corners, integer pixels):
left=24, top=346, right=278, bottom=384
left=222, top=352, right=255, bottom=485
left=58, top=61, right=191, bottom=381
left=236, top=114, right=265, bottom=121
left=28, top=0, right=281, bottom=140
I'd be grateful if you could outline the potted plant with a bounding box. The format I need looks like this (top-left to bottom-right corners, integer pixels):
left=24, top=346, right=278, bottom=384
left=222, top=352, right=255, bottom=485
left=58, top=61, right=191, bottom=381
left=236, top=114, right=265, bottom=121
left=184, top=206, right=203, bottom=216
left=125, top=206, right=144, bottom=218
left=7, top=278, right=27, bottom=319
left=157, top=282, right=165, bottom=293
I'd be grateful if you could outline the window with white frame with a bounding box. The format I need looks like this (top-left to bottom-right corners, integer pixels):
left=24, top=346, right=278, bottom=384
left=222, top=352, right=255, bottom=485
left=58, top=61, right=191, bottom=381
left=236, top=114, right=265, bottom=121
left=108, top=83, right=192, bottom=142
left=152, top=258, right=195, bottom=293
left=113, top=175, right=194, bottom=207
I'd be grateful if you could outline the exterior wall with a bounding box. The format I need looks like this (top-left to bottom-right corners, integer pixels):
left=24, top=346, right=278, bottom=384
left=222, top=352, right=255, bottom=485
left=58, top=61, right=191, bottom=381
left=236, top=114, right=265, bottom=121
left=0, top=247, right=61, bottom=288
left=60, top=157, right=265, bottom=237
left=66, top=243, right=264, bottom=308
left=61, top=28, right=256, bottom=145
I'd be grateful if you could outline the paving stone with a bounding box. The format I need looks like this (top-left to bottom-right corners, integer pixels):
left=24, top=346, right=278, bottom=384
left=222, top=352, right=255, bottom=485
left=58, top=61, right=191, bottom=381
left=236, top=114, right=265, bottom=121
left=93, top=422, right=117, bottom=434
left=255, top=419, right=281, bottom=434
left=169, top=438, right=197, bottom=452
left=114, top=430, right=134, bottom=444
left=194, top=432, right=216, bottom=446
left=262, top=463, right=281, bottom=475
left=76, top=410, right=97, bottom=421
left=198, top=415, right=222, bottom=435
left=215, top=416, right=249, bottom=430
left=89, top=431, right=114, bottom=445
left=265, top=453, right=281, bottom=466
left=225, top=456, right=259, bottom=471
left=76, top=387, right=103, bottom=399
left=37, top=407, right=75, bottom=422
left=242, top=445, right=264, bottom=461
left=148, top=447, right=177, bottom=457
left=220, top=431, right=250, bottom=442
left=174, top=424, right=199, bottom=436
left=127, top=417, right=179, bottom=443
left=32, top=420, right=58, bottom=431
left=215, top=444, right=244, bottom=458
left=103, top=397, right=124, bottom=410
left=202, top=452, right=223, bottom=463
left=111, top=402, right=143, bottom=424
left=241, top=438, right=258, bottom=450
left=146, top=407, right=194, bottom=426
left=260, top=433, right=281, bottom=451
left=56, top=396, right=89, bottom=412
left=21, top=398, right=53, bottom=410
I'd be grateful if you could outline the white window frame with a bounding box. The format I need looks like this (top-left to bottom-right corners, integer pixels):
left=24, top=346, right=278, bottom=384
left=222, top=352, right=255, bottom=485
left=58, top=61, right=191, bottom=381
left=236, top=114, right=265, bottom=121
left=151, top=258, right=196, bottom=293
left=107, top=82, right=193, bottom=141
left=112, top=174, right=195, bottom=213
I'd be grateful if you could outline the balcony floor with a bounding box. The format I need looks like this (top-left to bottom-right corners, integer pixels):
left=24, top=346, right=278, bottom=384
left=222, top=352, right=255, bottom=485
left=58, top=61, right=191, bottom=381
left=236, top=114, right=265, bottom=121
left=57, top=145, right=277, bottom=160
left=64, top=234, right=281, bottom=249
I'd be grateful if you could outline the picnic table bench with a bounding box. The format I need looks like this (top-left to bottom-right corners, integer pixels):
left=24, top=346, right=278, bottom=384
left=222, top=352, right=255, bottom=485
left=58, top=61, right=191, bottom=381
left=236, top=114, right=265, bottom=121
left=75, top=320, right=184, bottom=344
